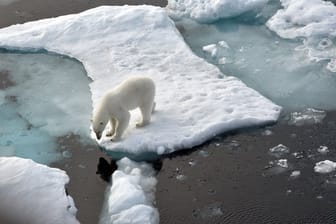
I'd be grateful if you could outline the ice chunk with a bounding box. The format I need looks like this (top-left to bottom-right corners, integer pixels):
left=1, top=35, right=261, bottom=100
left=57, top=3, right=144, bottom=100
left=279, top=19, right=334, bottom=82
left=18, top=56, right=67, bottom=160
left=317, top=145, right=329, bottom=154
left=263, top=159, right=290, bottom=176
left=202, top=44, right=217, bottom=58
left=290, top=170, right=301, bottom=178
left=269, top=144, right=290, bottom=158
left=266, top=0, right=336, bottom=72
left=277, top=159, right=289, bottom=168
left=314, top=160, right=336, bottom=174
left=167, top=0, right=268, bottom=23
left=0, top=157, right=79, bottom=224
left=0, top=6, right=281, bottom=156
left=288, top=108, right=326, bottom=126
left=99, top=158, right=159, bottom=224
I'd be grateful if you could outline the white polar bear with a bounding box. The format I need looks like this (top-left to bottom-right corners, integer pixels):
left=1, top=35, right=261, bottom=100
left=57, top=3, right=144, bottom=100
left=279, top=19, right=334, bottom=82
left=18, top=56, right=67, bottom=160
left=92, top=76, right=155, bottom=141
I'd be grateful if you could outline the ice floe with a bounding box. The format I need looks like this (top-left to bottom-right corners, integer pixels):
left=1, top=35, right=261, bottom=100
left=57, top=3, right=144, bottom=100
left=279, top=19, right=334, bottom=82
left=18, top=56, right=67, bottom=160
left=267, top=0, right=336, bottom=72
left=0, top=157, right=78, bottom=224
left=0, top=6, right=281, bottom=156
left=99, top=158, right=159, bottom=224
left=167, top=0, right=268, bottom=23
left=314, top=160, right=336, bottom=174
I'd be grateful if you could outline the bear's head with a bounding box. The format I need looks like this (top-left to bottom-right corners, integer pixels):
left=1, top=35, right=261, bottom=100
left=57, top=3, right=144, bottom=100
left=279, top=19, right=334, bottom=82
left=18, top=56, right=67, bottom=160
left=92, top=106, right=109, bottom=140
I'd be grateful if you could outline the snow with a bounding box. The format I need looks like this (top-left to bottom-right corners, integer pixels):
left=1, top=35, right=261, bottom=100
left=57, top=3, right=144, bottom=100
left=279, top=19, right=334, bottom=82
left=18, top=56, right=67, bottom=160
left=167, top=0, right=268, bottom=23
left=266, top=0, right=336, bottom=72
left=314, top=160, right=336, bottom=174
left=0, top=157, right=78, bottom=224
left=0, top=6, right=281, bottom=155
left=99, top=158, right=159, bottom=224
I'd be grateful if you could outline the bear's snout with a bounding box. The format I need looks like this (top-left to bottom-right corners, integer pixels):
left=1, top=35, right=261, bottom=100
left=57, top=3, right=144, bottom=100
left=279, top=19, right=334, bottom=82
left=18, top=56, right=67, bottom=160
left=96, top=132, right=102, bottom=140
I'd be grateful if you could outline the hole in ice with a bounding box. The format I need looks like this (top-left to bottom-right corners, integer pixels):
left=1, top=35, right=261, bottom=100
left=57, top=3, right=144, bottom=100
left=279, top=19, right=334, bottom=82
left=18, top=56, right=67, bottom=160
left=317, top=38, right=333, bottom=50
left=0, top=50, right=92, bottom=164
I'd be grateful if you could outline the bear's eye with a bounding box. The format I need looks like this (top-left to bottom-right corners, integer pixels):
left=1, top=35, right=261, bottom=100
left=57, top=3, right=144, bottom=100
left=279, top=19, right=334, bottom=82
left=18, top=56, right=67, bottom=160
left=100, top=122, right=104, bottom=125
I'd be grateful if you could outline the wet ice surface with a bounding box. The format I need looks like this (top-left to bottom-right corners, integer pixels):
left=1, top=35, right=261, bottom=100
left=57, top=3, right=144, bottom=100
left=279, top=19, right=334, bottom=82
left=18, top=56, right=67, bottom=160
left=176, top=2, right=336, bottom=111
left=0, top=52, right=92, bottom=164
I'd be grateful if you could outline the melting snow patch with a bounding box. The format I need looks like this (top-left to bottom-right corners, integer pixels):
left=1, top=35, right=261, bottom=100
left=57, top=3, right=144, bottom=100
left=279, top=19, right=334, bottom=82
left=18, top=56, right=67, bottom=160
left=99, top=158, right=159, bottom=224
left=288, top=108, right=326, bottom=126
left=314, top=160, right=336, bottom=174
left=0, top=157, right=79, bottom=224
left=0, top=6, right=281, bottom=156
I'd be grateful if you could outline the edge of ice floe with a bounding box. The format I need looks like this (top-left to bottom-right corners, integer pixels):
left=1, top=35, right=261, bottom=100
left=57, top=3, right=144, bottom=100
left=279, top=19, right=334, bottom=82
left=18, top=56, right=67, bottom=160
left=0, top=5, right=281, bottom=157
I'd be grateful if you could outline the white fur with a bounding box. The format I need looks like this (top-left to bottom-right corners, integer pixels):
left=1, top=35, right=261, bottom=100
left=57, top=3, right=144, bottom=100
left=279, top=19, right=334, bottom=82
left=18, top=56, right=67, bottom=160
left=92, top=76, right=155, bottom=141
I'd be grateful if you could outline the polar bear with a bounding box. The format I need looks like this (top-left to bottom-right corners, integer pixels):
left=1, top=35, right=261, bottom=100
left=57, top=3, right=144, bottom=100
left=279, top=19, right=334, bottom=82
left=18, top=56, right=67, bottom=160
left=92, top=76, right=155, bottom=141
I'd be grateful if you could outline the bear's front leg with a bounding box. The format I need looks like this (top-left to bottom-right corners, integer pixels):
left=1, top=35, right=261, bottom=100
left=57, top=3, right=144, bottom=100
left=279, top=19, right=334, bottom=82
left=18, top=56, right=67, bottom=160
left=111, top=111, right=130, bottom=141
left=106, top=118, right=117, bottom=137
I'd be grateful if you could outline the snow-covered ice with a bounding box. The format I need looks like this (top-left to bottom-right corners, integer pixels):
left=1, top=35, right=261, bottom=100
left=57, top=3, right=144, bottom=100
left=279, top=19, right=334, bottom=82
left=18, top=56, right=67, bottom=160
left=99, top=158, right=159, bottom=224
left=167, top=0, right=268, bottom=23
left=0, top=6, right=281, bottom=155
left=314, top=160, right=336, bottom=174
left=267, top=0, right=336, bottom=72
left=0, top=157, right=78, bottom=224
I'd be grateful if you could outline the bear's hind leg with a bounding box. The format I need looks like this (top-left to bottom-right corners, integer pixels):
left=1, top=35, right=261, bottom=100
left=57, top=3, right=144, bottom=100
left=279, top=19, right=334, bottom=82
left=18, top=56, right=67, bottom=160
left=112, top=111, right=130, bottom=141
left=106, top=118, right=117, bottom=137
left=137, top=102, right=154, bottom=127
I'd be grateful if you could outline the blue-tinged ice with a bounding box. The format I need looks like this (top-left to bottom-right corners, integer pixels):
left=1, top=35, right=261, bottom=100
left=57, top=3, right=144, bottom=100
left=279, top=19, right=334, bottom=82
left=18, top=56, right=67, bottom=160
left=175, top=0, right=336, bottom=111
left=0, top=52, right=92, bottom=164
